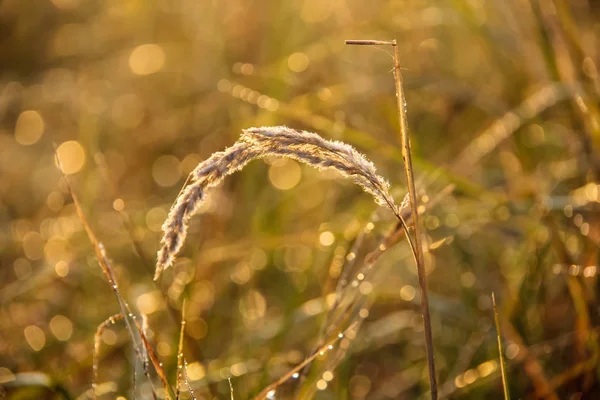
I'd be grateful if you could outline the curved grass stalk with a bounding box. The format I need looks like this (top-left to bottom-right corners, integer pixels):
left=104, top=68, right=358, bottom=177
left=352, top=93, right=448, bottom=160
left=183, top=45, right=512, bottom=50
left=155, top=126, right=413, bottom=280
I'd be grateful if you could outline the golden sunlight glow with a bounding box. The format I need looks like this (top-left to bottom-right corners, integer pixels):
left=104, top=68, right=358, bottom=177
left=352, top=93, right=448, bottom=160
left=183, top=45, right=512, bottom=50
left=129, top=44, right=165, bottom=75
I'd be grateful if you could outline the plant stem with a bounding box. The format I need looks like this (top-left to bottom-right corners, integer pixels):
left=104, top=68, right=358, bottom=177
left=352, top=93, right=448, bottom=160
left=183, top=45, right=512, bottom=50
left=390, top=40, right=437, bottom=400
left=492, top=293, right=511, bottom=400
left=346, top=39, right=437, bottom=399
left=176, top=298, right=187, bottom=400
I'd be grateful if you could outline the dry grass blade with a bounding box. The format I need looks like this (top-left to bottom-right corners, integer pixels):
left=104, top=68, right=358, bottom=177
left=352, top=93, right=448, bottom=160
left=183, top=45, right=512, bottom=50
left=155, top=126, right=415, bottom=280
left=253, top=322, right=359, bottom=400
left=141, top=313, right=150, bottom=381
left=93, top=313, right=123, bottom=400
left=133, top=317, right=173, bottom=397
left=390, top=41, right=436, bottom=400
left=312, top=214, right=376, bottom=349
left=492, top=293, right=510, bottom=400
left=346, top=38, right=437, bottom=399
left=54, top=149, right=175, bottom=400
left=345, top=40, right=395, bottom=46
left=176, top=298, right=187, bottom=400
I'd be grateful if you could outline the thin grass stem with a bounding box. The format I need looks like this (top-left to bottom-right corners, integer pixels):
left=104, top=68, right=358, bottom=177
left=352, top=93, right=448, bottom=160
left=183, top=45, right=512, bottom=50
left=55, top=147, right=175, bottom=400
left=253, top=322, right=359, bottom=400
left=492, top=293, right=511, bottom=400
left=175, top=298, right=187, bottom=400
left=93, top=314, right=124, bottom=400
left=346, top=39, right=437, bottom=399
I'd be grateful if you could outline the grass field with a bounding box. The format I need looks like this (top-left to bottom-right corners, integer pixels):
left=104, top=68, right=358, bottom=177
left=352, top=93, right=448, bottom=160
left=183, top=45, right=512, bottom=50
left=1, top=0, right=600, bottom=399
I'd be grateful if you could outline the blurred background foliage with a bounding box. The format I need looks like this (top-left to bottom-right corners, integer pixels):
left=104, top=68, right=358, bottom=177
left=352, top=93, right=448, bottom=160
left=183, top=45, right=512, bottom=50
left=1, top=0, right=600, bottom=399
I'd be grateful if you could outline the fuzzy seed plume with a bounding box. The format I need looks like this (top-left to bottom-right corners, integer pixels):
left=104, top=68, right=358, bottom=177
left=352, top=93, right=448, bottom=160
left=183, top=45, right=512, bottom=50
left=155, top=126, right=399, bottom=280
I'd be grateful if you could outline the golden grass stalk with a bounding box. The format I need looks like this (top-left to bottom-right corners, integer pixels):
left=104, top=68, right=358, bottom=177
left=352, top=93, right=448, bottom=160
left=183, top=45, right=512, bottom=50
left=155, top=126, right=414, bottom=280
left=492, top=293, right=510, bottom=400
left=229, top=377, right=235, bottom=400
left=346, top=39, right=437, bottom=399
left=93, top=313, right=123, bottom=400
left=175, top=298, right=187, bottom=400
left=253, top=322, right=359, bottom=400
left=55, top=149, right=175, bottom=400
left=390, top=41, right=437, bottom=400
